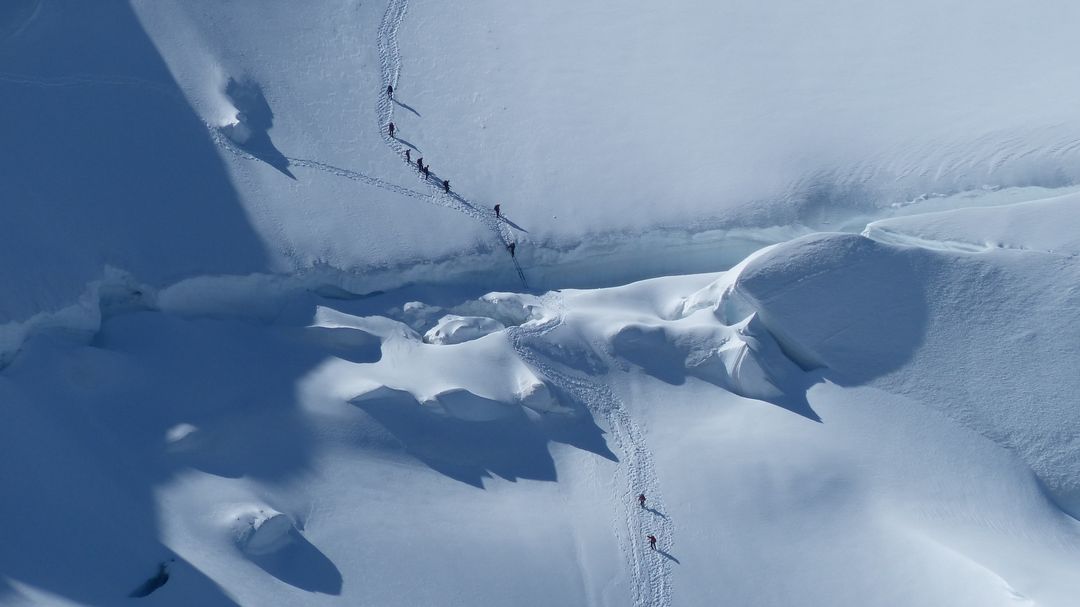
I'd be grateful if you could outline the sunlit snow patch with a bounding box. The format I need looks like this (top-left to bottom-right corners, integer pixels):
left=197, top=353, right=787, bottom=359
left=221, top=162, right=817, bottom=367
left=305, top=303, right=568, bottom=420
left=424, top=314, right=506, bottom=344
left=164, top=423, right=200, bottom=452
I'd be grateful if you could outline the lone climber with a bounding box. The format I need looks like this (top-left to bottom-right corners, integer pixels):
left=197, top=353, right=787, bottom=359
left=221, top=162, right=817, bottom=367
left=388, top=122, right=395, bottom=137
left=405, top=149, right=411, bottom=163
left=638, top=494, right=646, bottom=509
left=494, top=204, right=501, bottom=218
left=647, top=535, right=657, bottom=550
left=442, top=179, right=450, bottom=193
left=387, top=84, right=393, bottom=97
left=507, top=242, right=516, bottom=257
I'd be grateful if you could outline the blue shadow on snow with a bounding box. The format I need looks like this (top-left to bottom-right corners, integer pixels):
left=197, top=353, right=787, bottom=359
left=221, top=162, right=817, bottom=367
left=0, top=2, right=270, bottom=325
left=0, top=2, right=275, bottom=604
left=353, top=392, right=616, bottom=489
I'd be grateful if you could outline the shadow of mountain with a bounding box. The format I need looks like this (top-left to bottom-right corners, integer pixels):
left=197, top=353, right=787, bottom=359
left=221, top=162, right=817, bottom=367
left=94, top=313, right=329, bottom=483
left=0, top=367, right=241, bottom=606
left=0, top=0, right=40, bottom=40
left=0, top=306, right=345, bottom=605
left=224, top=78, right=294, bottom=178
left=0, top=3, right=269, bottom=325
left=0, top=4, right=273, bottom=604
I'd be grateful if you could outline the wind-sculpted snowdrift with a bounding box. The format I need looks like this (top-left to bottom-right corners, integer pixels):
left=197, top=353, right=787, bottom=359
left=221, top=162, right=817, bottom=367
left=306, top=301, right=567, bottom=421
left=864, top=189, right=1080, bottom=255
left=610, top=307, right=806, bottom=409
left=723, top=230, right=1080, bottom=516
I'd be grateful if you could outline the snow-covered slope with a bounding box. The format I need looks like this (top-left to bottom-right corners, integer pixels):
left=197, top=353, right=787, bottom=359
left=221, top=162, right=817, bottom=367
left=395, top=0, right=1080, bottom=234
left=865, top=190, right=1080, bottom=254
left=4, top=195, right=1080, bottom=605
left=6, top=0, right=1080, bottom=339
left=4, top=1, right=1080, bottom=605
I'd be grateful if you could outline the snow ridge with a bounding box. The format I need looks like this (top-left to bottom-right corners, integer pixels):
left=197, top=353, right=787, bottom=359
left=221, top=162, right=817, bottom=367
left=508, top=294, right=674, bottom=607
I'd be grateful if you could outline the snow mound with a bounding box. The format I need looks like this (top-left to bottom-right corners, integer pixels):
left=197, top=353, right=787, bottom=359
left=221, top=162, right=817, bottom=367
left=164, top=423, right=200, bottom=452
left=729, top=230, right=1080, bottom=513
left=684, top=314, right=804, bottom=402
left=611, top=316, right=798, bottom=403
left=424, top=315, right=506, bottom=345
left=312, top=305, right=421, bottom=342
left=304, top=306, right=568, bottom=420
left=668, top=245, right=776, bottom=322
left=231, top=507, right=294, bottom=556
left=452, top=292, right=549, bottom=327
left=399, top=301, right=447, bottom=332
left=396, top=293, right=544, bottom=337
left=730, top=233, right=929, bottom=377
left=221, top=119, right=252, bottom=145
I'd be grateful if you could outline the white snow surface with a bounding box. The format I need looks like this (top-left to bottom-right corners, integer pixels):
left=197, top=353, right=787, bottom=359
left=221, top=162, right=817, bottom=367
left=3, top=195, right=1080, bottom=605
left=5, top=0, right=1080, bottom=333
left=865, top=190, right=1080, bottom=255
left=3, top=1, right=1080, bottom=606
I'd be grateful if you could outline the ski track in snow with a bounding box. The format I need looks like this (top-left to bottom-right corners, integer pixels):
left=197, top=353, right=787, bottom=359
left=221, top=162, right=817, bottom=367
left=0, top=58, right=529, bottom=286
left=379, top=0, right=671, bottom=597
left=0, top=71, right=428, bottom=204
left=509, top=294, right=674, bottom=607
left=374, top=0, right=528, bottom=287
left=385, top=3, right=672, bottom=598
left=6, top=16, right=670, bottom=601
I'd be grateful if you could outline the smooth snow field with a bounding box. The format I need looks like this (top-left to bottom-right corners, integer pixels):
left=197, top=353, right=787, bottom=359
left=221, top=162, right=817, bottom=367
left=3, top=1, right=1080, bottom=606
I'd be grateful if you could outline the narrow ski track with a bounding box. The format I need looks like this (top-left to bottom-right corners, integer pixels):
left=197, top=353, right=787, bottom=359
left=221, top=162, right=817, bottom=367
left=341, top=0, right=672, bottom=596
left=1, top=55, right=528, bottom=287
left=374, top=0, right=527, bottom=287
left=0, top=71, right=435, bottom=209
left=508, top=294, right=674, bottom=607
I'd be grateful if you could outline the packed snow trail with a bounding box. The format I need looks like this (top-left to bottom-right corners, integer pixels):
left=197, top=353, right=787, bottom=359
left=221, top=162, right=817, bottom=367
left=508, top=295, right=674, bottom=607
left=0, top=71, right=436, bottom=206
left=0, top=68, right=528, bottom=281
left=374, top=0, right=528, bottom=288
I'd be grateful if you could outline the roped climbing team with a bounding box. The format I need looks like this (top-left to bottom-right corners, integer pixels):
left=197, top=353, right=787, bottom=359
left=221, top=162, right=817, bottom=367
left=386, top=83, right=517, bottom=259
